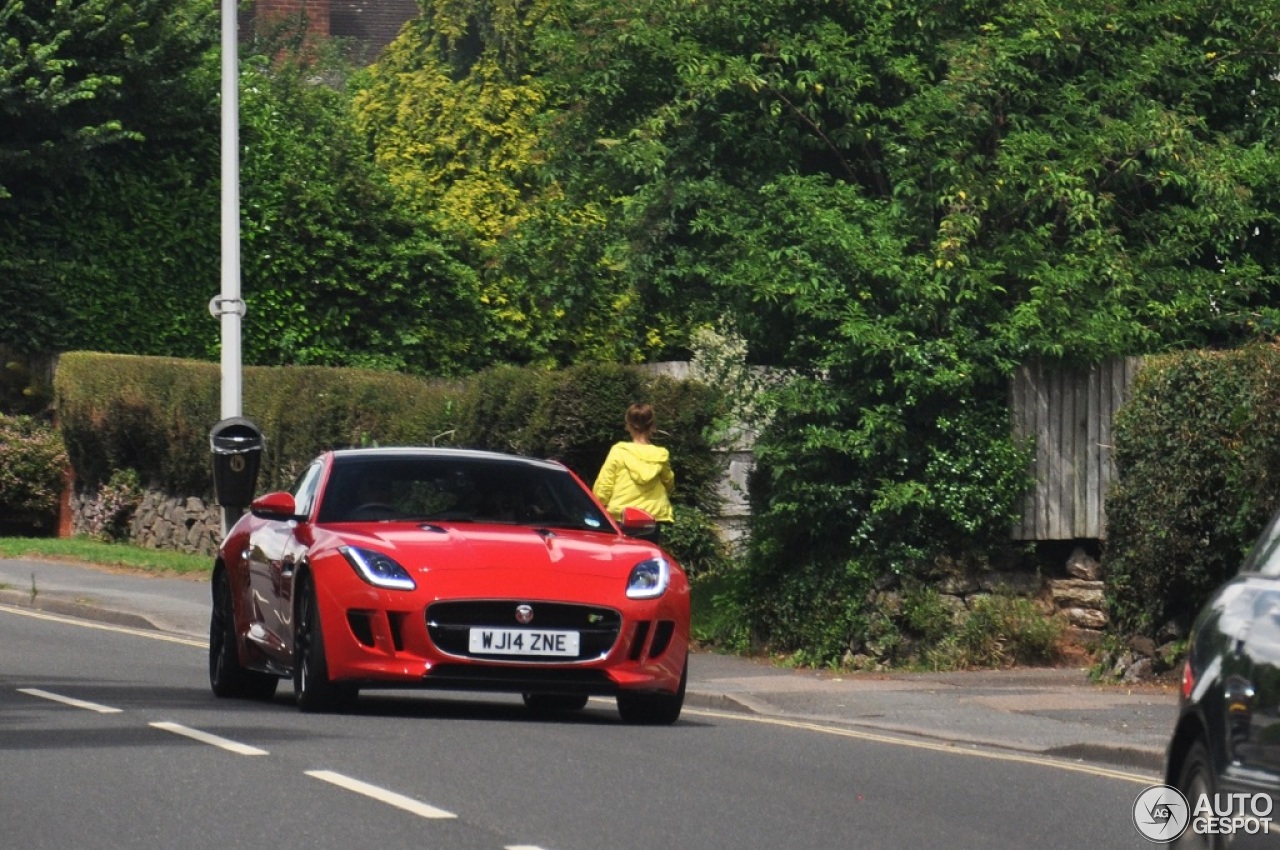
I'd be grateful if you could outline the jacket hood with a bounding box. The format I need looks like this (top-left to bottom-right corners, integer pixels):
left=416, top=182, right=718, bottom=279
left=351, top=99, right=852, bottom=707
left=615, top=442, right=670, bottom=487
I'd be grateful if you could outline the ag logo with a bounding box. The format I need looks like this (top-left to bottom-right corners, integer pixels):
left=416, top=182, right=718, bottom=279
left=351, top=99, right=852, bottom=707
left=1133, top=784, right=1189, bottom=843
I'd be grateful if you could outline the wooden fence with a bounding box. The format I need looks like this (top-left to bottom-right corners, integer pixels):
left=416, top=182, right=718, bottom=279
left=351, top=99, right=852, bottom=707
left=1009, top=357, right=1144, bottom=541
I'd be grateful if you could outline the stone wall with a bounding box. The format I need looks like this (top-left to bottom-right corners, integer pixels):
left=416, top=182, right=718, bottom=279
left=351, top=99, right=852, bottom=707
left=70, top=489, right=223, bottom=558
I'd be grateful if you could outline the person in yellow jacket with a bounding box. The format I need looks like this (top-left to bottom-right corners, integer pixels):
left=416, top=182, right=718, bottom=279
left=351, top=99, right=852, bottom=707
left=593, top=403, right=674, bottom=543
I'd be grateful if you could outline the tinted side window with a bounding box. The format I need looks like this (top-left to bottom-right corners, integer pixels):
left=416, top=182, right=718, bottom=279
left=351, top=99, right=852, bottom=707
left=1242, top=508, right=1280, bottom=577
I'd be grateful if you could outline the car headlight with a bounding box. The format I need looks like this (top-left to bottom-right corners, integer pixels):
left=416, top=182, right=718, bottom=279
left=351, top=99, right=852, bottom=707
left=339, top=546, right=416, bottom=591
left=626, top=557, right=670, bottom=599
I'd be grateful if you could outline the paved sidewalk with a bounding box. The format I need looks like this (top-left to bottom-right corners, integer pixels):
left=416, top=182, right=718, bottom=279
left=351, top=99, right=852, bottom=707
left=0, top=557, right=1174, bottom=774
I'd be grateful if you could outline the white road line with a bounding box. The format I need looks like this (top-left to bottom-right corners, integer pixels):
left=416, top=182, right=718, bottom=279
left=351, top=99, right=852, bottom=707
left=506, top=846, right=551, bottom=850
left=150, top=721, right=268, bottom=755
left=305, top=770, right=457, bottom=819
left=0, top=603, right=207, bottom=648
left=18, top=687, right=123, bottom=714
left=682, top=707, right=1158, bottom=785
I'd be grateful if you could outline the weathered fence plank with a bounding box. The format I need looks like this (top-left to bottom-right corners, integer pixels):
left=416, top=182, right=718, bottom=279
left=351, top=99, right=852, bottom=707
left=1010, top=357, right=1143, bottom=541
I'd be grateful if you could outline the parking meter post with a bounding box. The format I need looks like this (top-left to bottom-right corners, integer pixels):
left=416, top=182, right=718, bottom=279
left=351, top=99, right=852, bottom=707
left=209, top=417, right=264, bottom=536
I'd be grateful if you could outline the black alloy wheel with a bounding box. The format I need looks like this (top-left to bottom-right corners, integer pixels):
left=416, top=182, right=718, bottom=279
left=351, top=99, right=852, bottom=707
left=209, top=568, right=278, bottom=700
left=1174, top=740, right=1224, bottom=850
left=294, top=574, right=357, bottom=713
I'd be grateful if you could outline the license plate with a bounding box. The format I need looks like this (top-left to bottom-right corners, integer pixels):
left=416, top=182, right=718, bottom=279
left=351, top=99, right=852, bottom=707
left=468, top=628, right=580, bottom=657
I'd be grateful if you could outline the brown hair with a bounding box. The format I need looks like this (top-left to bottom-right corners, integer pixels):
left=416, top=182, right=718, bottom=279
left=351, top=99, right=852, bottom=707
left=625, top=403, right=655, bottom=436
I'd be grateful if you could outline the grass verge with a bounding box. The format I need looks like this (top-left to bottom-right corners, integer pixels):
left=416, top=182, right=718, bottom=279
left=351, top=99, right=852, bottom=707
left=0, top=536, right=212, bottom=576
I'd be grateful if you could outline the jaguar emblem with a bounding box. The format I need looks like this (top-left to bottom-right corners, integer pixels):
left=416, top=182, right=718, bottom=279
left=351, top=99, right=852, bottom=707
left=515, top=604, right=534, bottom=624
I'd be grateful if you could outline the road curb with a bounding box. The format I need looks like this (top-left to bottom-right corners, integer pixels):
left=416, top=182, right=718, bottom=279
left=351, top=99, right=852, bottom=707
left=0, top=588, right=162, bottom=633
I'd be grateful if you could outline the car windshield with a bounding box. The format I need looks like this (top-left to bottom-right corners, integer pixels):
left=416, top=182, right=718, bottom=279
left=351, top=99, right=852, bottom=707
left=316, top=454, right=612, bottom=532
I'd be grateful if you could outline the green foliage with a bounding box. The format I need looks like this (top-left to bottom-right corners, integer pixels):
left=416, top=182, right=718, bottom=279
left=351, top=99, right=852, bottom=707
left=663, top=508, right=733, bottom=582
left=900, top=583, right=954, bottom=646
left=355, top=12, right=638, bottom=366
left=0, top=0, right=219, bottom=356
left=512, top=0, right=1280, bottom=661
left=0, top=414, right=67, bottom=533
left=54, top=352, right=463, bottom=494
left=741, top=555, right=872, bottom=665
left=922, top=595, right=1064, bottom=671
left=1104, top=345, right=1280, bottom=636
left=2, top=23, right=483, bottom=376
left=0, top=350, right=53, bottom=415
left=239, top=51, right=485, bottom=375
left=0, top=0, right=217, bottom=201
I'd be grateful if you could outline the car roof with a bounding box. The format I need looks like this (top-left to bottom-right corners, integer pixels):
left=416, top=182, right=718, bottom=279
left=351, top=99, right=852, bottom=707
left=328, top=446, right=566, bottom=471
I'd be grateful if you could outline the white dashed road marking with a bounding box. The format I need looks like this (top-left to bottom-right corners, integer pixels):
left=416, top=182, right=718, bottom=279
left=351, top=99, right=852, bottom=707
left=306, top=769, right=458, bottom=819
left=18, top=687, right=122, bottom=714
left=150, top=721, right=269, bottom=755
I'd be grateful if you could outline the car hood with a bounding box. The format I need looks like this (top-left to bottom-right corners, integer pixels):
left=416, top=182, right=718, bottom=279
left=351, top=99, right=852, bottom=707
left=333, top=522, right=667, bottom=590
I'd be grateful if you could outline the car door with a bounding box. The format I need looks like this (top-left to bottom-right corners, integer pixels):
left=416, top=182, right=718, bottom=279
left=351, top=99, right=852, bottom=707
left=1233, top=583, right=1280, bottom=792
left=1222, top=510, right=1280, bottom=800
left=245, top=461, right=324, bottom=663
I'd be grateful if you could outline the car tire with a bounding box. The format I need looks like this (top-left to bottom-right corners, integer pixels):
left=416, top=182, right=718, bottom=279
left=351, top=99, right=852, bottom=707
left=294, top=574, right=357, bottom=714
left=209, top=569, right=278, bottom=701
left=522, top=693, right=590, bottom=714
left=1174, top=740, right=1224, bottom=850
left=616, top=654, right=687, bottom=725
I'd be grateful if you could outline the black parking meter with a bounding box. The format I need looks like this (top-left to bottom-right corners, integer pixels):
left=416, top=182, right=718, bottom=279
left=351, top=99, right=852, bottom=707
left=209, top=417, right=264, bottom=509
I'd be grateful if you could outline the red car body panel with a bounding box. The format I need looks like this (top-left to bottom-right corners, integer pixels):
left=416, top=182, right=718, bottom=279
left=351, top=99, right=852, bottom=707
left=216, top=448, right=690, bottom=702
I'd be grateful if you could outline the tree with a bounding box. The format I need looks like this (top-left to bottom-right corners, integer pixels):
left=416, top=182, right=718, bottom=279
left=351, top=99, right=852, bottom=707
left=0, top=0, right=218, bottom=354
left=239, top=49, right=485, bottom=375
left=354, top=1, right=653, bottom=366
left=514, top=0, right=1280, bottom=660
left=0, top=0, right=216, bottom=202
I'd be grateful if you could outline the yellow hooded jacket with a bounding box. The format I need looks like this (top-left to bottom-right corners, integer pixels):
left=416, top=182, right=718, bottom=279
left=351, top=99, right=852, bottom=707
left=592, top=441, right=675, bottom=522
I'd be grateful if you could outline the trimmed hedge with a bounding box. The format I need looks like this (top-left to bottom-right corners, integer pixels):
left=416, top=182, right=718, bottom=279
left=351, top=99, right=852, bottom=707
left=1104, top=344, right=1280, bottom=637
left=53, top=352, right=729, bottom=572
left=55, top=352, right=458, bottom=494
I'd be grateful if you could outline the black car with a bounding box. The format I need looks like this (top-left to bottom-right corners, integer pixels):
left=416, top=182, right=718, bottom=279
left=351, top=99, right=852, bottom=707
left=1165, top=509, right=1280, bottom=848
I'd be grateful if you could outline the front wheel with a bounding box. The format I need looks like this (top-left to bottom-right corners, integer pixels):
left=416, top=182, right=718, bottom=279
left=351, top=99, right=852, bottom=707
left=209, top=569, right=278, bottom=701
left=616, top=655, right=687, bottom=725
left=1173, top=740, right=1224, bottom=850
left=294, top=575, right=357, bottom=713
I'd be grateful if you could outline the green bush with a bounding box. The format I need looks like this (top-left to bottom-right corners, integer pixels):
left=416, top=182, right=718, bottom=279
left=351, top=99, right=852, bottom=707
left=55, top=352, right=462, bottom=494
left=923, top=595, right=1063, bottom=670
left=1104, top=344, right=1280, bottom=637
left=0, top=415, right=67, bottom=533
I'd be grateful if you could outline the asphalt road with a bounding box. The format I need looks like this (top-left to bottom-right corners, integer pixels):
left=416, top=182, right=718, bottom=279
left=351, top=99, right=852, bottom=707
left=2, top=599, right=1162, bottom=849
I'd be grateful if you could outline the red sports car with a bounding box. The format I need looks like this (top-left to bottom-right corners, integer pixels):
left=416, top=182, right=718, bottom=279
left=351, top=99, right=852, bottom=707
left=208, top=447, right=690, bottom=724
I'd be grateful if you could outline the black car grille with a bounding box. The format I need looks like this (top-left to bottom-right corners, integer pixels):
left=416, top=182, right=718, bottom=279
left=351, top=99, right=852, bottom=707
left=426, top=601, right=622, bottom=662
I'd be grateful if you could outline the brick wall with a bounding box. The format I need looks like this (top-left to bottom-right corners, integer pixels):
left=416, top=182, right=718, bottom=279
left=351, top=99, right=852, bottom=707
left=250, top=0, right=332, bottom=37
left=331, top=0, right=419, bottom=57
left=246, top=0, right=418, bottom=61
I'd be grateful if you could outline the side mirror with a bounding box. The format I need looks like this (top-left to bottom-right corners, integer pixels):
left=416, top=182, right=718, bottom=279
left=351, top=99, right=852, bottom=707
left=250, top=491, right=297, bottom=520
left=619, top=506, right=657, bottom=537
